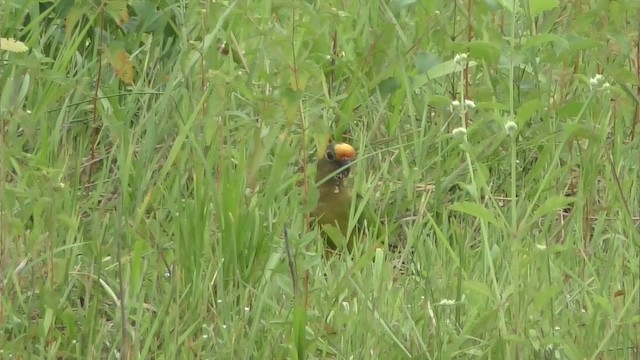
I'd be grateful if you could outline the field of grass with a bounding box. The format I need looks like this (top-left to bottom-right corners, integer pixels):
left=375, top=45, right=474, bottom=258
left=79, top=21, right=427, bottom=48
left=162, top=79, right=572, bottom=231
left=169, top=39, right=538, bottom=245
left=1, top=0, right=639, bottom=359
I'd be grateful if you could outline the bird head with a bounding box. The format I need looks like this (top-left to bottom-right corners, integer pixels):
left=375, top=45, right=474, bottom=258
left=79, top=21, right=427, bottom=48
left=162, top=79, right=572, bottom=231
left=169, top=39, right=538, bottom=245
left=317, top=142, right=356, bottom=191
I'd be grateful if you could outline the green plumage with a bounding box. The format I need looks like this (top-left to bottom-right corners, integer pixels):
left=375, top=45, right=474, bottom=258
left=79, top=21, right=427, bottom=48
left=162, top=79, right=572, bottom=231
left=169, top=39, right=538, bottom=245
left=311, top=143, right=382, bottom=251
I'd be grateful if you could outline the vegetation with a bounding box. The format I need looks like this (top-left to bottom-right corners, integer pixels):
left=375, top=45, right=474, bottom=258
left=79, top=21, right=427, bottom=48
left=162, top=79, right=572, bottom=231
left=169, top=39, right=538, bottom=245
left=1, top=0, right=638, bottom=358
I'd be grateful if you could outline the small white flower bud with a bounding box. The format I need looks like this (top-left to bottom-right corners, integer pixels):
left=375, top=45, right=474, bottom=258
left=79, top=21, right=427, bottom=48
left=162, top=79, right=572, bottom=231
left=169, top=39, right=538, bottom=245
left=505, top=121, right=518, bottom=136
left=454, top=53, right=468, bottom=66
left=452, top=127, right=467, bottom=138
left=464, top=99, right=476, bottom=109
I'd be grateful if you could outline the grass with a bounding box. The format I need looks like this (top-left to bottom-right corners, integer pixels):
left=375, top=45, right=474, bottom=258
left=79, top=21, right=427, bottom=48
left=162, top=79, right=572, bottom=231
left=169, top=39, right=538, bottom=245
left=1, top=0, right=639, bottom=359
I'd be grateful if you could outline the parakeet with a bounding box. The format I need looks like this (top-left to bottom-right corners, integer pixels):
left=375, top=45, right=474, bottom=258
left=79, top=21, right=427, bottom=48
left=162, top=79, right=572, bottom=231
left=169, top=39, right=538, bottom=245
left=311, top=142, right=382, bottom=251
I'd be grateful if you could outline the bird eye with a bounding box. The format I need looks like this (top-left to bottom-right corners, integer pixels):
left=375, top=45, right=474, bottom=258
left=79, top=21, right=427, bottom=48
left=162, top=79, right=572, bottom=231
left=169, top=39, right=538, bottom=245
left=325, top=150, right=335, bottom=161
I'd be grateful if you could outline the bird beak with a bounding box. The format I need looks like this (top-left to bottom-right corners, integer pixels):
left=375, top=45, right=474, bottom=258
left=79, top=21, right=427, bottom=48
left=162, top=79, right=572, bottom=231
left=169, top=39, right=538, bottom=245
left=337, top=159, right=352, bottom=179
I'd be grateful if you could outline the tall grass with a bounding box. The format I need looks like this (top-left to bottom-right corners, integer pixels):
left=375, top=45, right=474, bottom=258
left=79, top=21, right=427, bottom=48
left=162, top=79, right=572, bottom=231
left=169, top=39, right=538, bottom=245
left=1, top=0, right=638, bottom=358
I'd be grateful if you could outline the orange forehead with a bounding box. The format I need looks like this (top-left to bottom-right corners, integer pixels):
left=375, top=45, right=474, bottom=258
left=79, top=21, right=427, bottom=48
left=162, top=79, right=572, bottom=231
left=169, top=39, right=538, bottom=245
left=333, top=143, right=356, bottom=160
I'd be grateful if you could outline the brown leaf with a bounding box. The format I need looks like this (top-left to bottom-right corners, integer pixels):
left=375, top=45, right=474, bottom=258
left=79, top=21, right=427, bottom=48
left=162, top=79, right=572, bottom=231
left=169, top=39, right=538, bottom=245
left=110, top=49, right=135, bottom=85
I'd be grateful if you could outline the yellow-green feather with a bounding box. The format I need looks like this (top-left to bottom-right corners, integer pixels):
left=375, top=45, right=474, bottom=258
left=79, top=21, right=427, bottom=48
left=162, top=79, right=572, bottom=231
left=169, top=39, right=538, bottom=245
left=311, top=157, right=383, bottom=250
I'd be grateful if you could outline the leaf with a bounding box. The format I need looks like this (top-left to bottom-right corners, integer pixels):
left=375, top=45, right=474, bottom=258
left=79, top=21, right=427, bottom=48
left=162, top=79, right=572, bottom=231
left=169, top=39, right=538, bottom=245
left=529, top=0, right=559, bottom=17
left=109, top=48, right=135, bottom=85
left=321, top=224, right=347, bottom=248
left=412, top=60, right=478, bottom=90
left=468, top=41, right=500, bottom=65
left=529, top=196, right=575, bottom=223
left=415, top=52, right=442, bottom=74
left=0, top=38, right=28, bottom=53
left=377, top=77, right=401, bottom=98
left=106, top=0, right=130, bottom=26
left=482, top=0, right=505, bottom=11
left=531, top=285, right=563, bottom=311
left=428, top=59, right=477, bottom=79
left=560, top=123, right=598, bottom=144
left=516, top=99, right=542, bottom=123
left=494, top=0, right=515, bottom=12
left=64, top=7, right=85, bottom=39
left=448, top=201, right=499, bottom=226
left=522, top=33, right=567, bottom=50
left=292, top=297, right=307, bottom=360
left=463, top=280, right=495, bottom=300
left=556, top=101, right=584, bottom=119
left=290, top=69, right=309, bottom=91
left=391, top=0, right=418, bottom=12
left=556, top=35, right=600, bottom=57
left=0, top=71, right=30, bottom=111
left=426, top=95, right=453, bottom=107
left=280, top=87, right=302, bottom=125
left=130, top=1, right=165, bottom=33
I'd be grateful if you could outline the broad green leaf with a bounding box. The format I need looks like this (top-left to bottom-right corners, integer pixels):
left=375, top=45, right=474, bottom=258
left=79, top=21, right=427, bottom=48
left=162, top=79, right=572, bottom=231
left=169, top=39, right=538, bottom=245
left=412, top=60, right=479, bottom=90
left=529, top=0, right=559, bottom=17
left=531, top=285, right=563, bottom=311
left=494, top=0, right=515, bottom=12
left=557, top=101, right=584, bottom=119
left=463, top=280, right=495, bottom=300
left=415, top=52, right=442, bottom=74
left=322, top=224, right=347, bottom=248
left=377, top=77, right=401, bottom=98
left=522, top=33, right=567, bottom=50
left=516, top=99, right=543, bottom=123
left=476, top=101, right=510, bottom=111
left=427, top=95, right=453, bottom=107
left=391, top=0, right=418, bottom=12
left=468, top=41, right=500, bottom=65
left=529, top=196, right=575, bottom=223
left=105, top=0, right=129, bottom=25
left=448, top=201, right=499, bottom=225
left=557, top=35, right=600, bottom=56
left=560, top=123, right=598, bottom=143
left=482, top=0, right=504, bottom=11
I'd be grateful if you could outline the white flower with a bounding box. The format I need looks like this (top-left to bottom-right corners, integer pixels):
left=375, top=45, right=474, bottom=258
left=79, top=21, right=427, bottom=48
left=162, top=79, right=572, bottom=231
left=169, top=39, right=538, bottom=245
left=438, top=299, right=456, bottom=305
left=589, top=74, right=608, bottom=90
left=505, top=121, right=518, bottom=136
left=452, top=127, right=467, bottom=138
left=454, top=53, right=468, bottom=66
left=450, top=100, right=461, bottom=112
left=535, top=243, right=547, bottom=250
left=589, top=74, right=604, bottom=86
left=464, top=99, right=476, bottom=109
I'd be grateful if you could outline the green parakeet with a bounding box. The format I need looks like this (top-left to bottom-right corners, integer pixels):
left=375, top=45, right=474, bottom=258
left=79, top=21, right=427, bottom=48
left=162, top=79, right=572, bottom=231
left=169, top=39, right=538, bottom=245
left=311, top=142, right=382, bottom=251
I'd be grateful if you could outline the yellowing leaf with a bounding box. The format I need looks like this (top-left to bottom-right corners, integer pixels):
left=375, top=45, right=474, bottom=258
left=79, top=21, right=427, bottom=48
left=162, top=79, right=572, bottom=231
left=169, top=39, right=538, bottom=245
left=0, top=38, right=28, bottom=53
left=106, top=0, right=130, bottom=25
left=119, top=8, right=130, bottom=24
left=110, top=49, right=135, bottom=85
